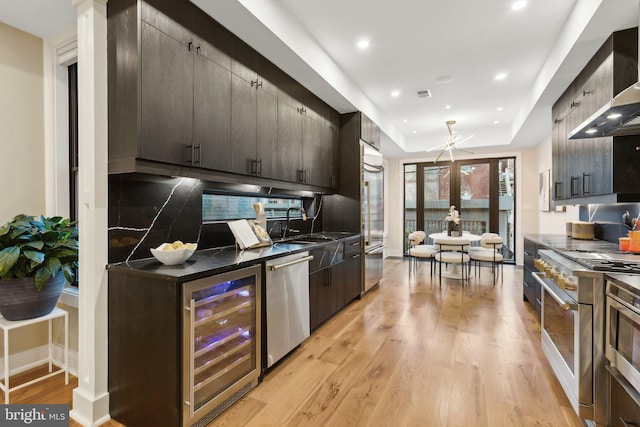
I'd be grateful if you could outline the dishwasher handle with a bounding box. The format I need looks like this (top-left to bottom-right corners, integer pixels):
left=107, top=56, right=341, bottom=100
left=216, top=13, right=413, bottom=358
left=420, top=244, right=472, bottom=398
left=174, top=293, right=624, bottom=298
left=268, top=255, right=314, bottom=271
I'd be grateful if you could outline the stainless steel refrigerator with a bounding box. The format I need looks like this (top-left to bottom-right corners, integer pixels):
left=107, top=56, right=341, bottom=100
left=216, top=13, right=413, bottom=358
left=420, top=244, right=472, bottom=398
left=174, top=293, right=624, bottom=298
left=361, top=142, right=384, bottom=293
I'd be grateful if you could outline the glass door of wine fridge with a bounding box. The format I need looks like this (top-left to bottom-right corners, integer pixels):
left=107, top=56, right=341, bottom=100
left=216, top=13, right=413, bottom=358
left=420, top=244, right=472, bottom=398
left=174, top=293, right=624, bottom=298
left=182, top=264, right=262, bottom=426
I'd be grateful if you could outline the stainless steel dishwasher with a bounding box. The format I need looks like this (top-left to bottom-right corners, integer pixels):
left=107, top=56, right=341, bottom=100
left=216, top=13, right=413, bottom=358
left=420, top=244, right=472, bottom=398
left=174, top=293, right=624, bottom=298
left=265, top=251, right=313, bottom=368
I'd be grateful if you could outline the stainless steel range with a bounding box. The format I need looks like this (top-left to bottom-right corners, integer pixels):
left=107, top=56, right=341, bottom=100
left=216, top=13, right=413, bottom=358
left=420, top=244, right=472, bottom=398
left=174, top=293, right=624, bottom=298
left=557, top=249, right=640, bottom=274
left=533, top=249, right=607, bottom=426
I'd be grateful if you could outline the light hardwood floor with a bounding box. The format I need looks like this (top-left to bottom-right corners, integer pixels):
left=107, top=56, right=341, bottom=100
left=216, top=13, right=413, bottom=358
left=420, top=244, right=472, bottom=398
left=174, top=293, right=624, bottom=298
left=8, top=258, right=582, bottom=426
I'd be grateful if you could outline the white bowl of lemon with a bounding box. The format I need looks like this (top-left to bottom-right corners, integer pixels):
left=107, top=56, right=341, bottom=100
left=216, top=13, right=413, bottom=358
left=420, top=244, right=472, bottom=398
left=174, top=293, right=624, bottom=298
left=150, top=241, right=197, bottom=265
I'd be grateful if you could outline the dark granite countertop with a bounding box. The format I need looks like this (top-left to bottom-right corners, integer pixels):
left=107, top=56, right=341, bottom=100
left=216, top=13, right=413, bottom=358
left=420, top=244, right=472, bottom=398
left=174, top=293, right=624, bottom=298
left=108, top=232, right=360, bottom=281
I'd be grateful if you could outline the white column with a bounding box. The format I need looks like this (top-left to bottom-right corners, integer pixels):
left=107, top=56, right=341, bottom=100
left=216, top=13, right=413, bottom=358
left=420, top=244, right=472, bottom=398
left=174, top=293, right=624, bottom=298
left=70, top=0, right=110, bottom=426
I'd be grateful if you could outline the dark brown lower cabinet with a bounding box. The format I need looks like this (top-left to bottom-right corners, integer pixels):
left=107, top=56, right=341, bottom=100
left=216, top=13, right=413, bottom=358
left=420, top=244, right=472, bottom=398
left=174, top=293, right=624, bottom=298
left=309, top=236, right=362, bottom=330
left=342, top=237, right=362, bottom=304
left=523, top=237, right=544, bottom=319
left=309, top=267, right=342, bottom=330
left=108, top=264, right=262, bottom=427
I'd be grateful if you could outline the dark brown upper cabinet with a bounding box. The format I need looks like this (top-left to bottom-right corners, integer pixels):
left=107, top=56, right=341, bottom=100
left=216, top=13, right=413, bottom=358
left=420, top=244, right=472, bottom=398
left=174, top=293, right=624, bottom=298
left=551, top=27, right=640, bottom=204
left=229, top=46, right=279, bottom=178
left=108, top=0, right=339, bottom=191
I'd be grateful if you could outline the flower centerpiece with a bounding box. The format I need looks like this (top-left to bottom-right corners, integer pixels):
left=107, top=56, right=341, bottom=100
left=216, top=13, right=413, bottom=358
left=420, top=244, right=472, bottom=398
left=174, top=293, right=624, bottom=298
left=445, top=205, right=461, bottom=237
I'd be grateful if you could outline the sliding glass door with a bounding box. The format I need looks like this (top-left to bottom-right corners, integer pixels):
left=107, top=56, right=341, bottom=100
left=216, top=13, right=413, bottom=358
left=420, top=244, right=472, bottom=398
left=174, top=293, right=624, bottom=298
left=403, top=157, right=515, bottom=262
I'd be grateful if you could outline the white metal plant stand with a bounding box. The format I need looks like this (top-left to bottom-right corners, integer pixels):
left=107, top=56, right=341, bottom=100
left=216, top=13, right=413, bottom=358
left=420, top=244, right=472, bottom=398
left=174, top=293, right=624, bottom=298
left=0, top=307, right=69, bottom=403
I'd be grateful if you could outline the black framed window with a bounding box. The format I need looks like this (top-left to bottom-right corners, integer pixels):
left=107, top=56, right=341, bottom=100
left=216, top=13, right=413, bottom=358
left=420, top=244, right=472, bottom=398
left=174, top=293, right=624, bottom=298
left=69, top=63, right=78, bottom=223
left=403, top=157, right=516, bottom=262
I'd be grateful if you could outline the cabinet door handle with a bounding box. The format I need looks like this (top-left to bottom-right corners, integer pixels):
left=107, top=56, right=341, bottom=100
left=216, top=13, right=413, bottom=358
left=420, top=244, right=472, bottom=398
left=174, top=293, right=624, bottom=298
left=186, top=144, right=194, bottom=164
left=258, top=159, right=262, bottom=176
left=553, top=181, right=560, bottom=199
left=193, top=145, right=201, bottom=165
left=196, top=45, right=201, bottom=54
left=256, top=80, right=263, bottom=89
left=351, top=253, right=361, bottom=259
left=570, top=176, right=579, bottom=197
left=188, top=41, right=193, bottom=51
left=582, top=173, right=590, bottom=194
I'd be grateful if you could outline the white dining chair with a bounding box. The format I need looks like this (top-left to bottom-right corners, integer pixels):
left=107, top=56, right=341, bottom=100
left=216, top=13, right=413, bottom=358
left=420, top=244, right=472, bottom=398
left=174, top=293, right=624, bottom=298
left=408, top=231, right=436, bottom=275
left=433, top=237, right=470, bottom=286
left=469, top=234, right=504, bottom=285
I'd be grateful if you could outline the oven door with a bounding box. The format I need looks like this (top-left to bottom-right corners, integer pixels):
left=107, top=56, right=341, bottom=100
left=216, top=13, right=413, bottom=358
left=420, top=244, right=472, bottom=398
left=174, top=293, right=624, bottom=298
left=534, top=272, right=592, bottom=417
left=606, top=295, right=640, bottom=394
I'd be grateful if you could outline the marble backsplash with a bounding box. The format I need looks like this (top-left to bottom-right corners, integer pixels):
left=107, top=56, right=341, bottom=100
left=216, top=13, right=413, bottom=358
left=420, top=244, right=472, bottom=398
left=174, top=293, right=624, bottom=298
left=109, top=174, right=203, bottom=264
left=108, top=174, right=322, bottom=264
left=579, top=202, right=640, bottom=243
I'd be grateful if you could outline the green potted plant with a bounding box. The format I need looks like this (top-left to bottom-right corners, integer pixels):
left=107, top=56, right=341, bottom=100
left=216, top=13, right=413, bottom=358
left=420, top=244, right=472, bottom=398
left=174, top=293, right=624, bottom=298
left=0, top=214, right=78, bottom=321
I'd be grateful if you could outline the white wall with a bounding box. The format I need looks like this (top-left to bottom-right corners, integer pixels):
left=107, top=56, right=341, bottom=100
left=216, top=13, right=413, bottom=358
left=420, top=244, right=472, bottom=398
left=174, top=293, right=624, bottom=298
left=0, top=21, right=55, bottom=374
left=0, top=22, right=45, bottom=222
left=533, top=133, right=579, bottom=233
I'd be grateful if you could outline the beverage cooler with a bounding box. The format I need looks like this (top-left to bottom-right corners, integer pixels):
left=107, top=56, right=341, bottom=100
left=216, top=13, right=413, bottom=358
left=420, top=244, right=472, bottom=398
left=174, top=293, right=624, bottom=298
left=108, top=264, right=262, bottom=427
left=182, top=265, right=262, bottom=426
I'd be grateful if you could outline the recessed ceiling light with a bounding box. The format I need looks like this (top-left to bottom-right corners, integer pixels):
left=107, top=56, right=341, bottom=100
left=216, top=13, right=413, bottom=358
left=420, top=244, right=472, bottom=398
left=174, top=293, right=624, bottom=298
left=497, top=106, right=503, bottom=111
left=403, top=119, right=408, bottom=123
left=445, top=105, right=451, bottom=110
left=494, top=72, right=507, bottom=81
left=494, top=120, right=500, bottom=124
left=607, top=113, right=622, bottom=119
left=391, top=90, right=400, bottom=97
left=434, top=75, right=453, bottom=84
left=511, top=0, right=527, bottom=11
left=412, top=130, right=417, bottom=134
left=357, top=39, right=370, bottom=49
left=586, top=128, right=598, bottom=134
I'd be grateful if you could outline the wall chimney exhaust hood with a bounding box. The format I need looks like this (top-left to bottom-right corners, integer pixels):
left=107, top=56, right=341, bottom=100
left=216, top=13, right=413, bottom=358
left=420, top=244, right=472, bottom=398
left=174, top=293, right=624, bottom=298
left=568, top=82, right=640, bottom=139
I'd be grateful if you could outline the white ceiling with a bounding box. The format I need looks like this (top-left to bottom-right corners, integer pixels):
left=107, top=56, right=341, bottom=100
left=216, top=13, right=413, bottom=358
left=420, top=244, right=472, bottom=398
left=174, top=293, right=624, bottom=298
left=1, top=0, right=638, bottom=159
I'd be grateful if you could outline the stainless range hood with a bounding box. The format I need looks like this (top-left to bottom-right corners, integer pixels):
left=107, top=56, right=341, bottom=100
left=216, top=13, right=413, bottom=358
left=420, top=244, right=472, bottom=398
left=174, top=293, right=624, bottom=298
left=568, top=82, right=640, bottom=139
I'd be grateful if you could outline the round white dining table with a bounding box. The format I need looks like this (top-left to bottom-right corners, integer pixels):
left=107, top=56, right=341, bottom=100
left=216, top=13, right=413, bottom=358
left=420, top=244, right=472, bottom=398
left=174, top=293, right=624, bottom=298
left=428, top=232, right=482, bottom=279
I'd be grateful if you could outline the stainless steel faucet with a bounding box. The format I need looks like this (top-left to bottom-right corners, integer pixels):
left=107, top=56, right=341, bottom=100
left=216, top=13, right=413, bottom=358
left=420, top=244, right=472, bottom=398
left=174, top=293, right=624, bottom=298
left=282, top=207, right=307, bottom=238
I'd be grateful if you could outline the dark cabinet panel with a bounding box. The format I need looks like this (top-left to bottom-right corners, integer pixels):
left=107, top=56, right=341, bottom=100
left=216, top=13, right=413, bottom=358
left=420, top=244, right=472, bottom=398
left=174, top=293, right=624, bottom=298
left=302, top=112, right=323, bottom=184
left=360, top=112, right=380, bottom=149
left=256, top=79, right=278, bottom=179
left=523, top=237, right=543, bottom=319
left=277, top=101, right=303, bottom=183
left=342, top=251, right=362, bottom=304
left=140, top=22, right=194, bottom=165
left=309, top=268, right=331, bottom=331
left=229, top=57, right=279, bottom=177
left=230, top=71, right=258, bottom=173
left=194, top=42, right=231, bottom=170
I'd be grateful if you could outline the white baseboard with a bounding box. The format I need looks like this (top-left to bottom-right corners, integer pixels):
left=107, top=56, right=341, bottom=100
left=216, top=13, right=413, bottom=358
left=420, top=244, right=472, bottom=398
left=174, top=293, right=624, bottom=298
left=0, top=343, right=78, bottom=378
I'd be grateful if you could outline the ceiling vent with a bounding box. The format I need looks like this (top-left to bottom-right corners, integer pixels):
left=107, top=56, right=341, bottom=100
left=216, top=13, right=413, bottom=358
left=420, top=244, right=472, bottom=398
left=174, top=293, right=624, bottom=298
left=417, top=89, right=432, bottom=98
